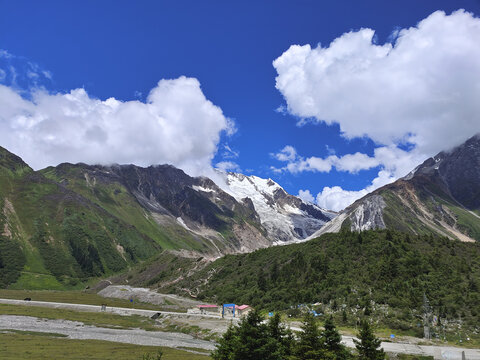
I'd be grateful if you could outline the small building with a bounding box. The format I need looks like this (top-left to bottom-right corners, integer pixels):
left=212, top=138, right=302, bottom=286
left=235, top=304, right=252, bottom=317
left=222, top=304, right=253, bottom=318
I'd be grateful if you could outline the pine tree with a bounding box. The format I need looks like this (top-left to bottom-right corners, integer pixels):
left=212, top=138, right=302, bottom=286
left=267, top=313, right=294, bottom=358
left=322, top=316, right=349, bottom=360
left=353, top=321, right=385, bottom=360
left=211, top=323, right=238, bottom=360
left=294, top=313, right=324, bottom=360
left=235, top=310, right=278, bottom=360
left=342, top=309, right=348, bottom=324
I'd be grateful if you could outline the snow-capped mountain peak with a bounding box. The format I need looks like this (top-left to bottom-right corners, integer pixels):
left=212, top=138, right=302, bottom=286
left=225, top=172, right=336, bottom=242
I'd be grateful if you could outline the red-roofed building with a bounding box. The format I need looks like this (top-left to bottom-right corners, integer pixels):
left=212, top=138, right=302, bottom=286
left=235, top=304, right=252, bottom=317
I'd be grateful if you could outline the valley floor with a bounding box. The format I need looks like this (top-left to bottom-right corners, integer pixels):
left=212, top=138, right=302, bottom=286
left=1, top=298, right=480, bottom=359
left=0, top=314, right=215, bottom=352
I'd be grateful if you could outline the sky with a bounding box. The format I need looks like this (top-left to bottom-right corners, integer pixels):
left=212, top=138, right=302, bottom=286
left=1, top=0, right=480, bottom=211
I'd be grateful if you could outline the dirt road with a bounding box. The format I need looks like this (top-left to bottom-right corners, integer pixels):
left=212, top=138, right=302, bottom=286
left=0, top=315, right=215, bottom=352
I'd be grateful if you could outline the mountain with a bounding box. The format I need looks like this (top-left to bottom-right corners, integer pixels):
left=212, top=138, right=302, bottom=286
left=41, top=163, right=271, bottom=255
left=0, top=148, right=162, bottom=289
left=225, top=173, right=336, bottom=242
left=313, top=135, right=480, bottom=242
left=0, top=146, right=336, bottom=289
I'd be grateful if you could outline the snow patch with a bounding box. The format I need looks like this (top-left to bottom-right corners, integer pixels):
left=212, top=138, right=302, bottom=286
left=176, top=217, right=190, bottom=231
left=225, top=172, right=335, bottom=242
left=192, top=185, right=215, bottom=193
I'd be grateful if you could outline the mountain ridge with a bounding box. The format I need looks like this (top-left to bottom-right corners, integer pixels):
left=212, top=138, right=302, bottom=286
left=311, top=134, right=480, bottom=241
left=0, top=146, right=334, bottom=289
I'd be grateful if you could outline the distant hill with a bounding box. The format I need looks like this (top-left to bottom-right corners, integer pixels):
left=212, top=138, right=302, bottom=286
left=312, top=135, right=480, bottom=242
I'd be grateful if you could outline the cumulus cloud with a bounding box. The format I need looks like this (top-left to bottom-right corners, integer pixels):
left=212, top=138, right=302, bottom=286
left=0, top=76, right=234, bottom=177
left=273, top=10, right=480, bottom=211
left=298, top=189, right=315, bottom=203
left=274, top=10, right=480, bottom=154
left=272, top=146, right=379, bottom=174
left=316, top=170, right=396, bottom=211
left=272, top=145, right=297, bottom=162
left=273, top=144, right=427, bottom=211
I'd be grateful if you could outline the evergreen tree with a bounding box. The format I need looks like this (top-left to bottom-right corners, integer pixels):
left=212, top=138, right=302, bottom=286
left=294, top=313, right=324, bottom=360
left=321, top=316, right=349, bottom=359
left=354, top=321, right=385, bottom=360
left=267, top=313, right=294, bottom=358
left=212, top=323, right=238, bottom=360
left=342, top=309, right=348, bottom=324
left=213, top=310, right=283, bottom=360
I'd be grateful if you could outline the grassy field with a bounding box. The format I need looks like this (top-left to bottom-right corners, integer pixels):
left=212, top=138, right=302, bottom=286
left=0, top=289, right=168, bottom=311
left=0, top=303, right=159, bottom=331
left=0, top=331, right=211, bottom=359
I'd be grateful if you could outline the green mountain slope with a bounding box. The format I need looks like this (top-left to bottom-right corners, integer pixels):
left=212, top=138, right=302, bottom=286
left=40, top=162, right=269, bottom=253
left=158, top=230, right=480, bottom=330
left=0, top=159, right=162, bottom=289
left=0, top=147, right=271, bottom=289
left=40, top=164, right=215, bottom=252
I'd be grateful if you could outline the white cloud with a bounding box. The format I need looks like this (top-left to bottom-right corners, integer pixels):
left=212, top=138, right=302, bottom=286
left=274, top=145, right=426, bottom=211
left=272, top=146, right=379, bottom=174
left=316, top=170, right=396, bottom=211
left=215, top=161, right=241, bottom=173
left=272, top=145, right=297, bottom=162
left=0, top=76, right=234, bottom=178
left=274, top=10, right=480, bottom=156
left=334, top=152, right=380, bottom=173
left=273, top=10, right=480, bottom=211
left=298, top=189, right=315, bottom=203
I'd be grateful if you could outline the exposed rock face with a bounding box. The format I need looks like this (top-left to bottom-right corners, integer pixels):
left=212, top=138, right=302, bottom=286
left=414, top=134, right=480, bottom=211
left=49, top=163, right=336, bottom=252
left=350, top=195, right=386, bottom=231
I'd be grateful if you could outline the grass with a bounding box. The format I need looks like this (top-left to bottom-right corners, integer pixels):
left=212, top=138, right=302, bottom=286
left=0, top=304, right=159, bottom=331
left=0, top=332, right=211, bottom=359
left=8, top=272, right=67, bottom=290
left=0, top=329, right=68, bottom=337
left=0, top=289, right=164, bottom=311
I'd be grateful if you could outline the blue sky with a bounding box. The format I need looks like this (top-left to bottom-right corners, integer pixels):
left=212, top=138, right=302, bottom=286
left=1, top=1, right=480, bottom=211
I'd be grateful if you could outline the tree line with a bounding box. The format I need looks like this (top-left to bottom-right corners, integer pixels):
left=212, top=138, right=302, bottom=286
left=212, top=310, right=385, bottom=360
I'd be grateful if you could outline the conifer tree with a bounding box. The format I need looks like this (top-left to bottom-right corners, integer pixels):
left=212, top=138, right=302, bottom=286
left=294, top=313, right=324, bottom=360
left=321, top=316, right=349, bottom=359
left=267, top=313, right=294, bottom=358
left=211, top=323, right=238, bottom=360
left=213, top=310, right=283, bottom=360
left=342, top=309, right=348, bottom=324
left=354, top=321, right=385, bottom=360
